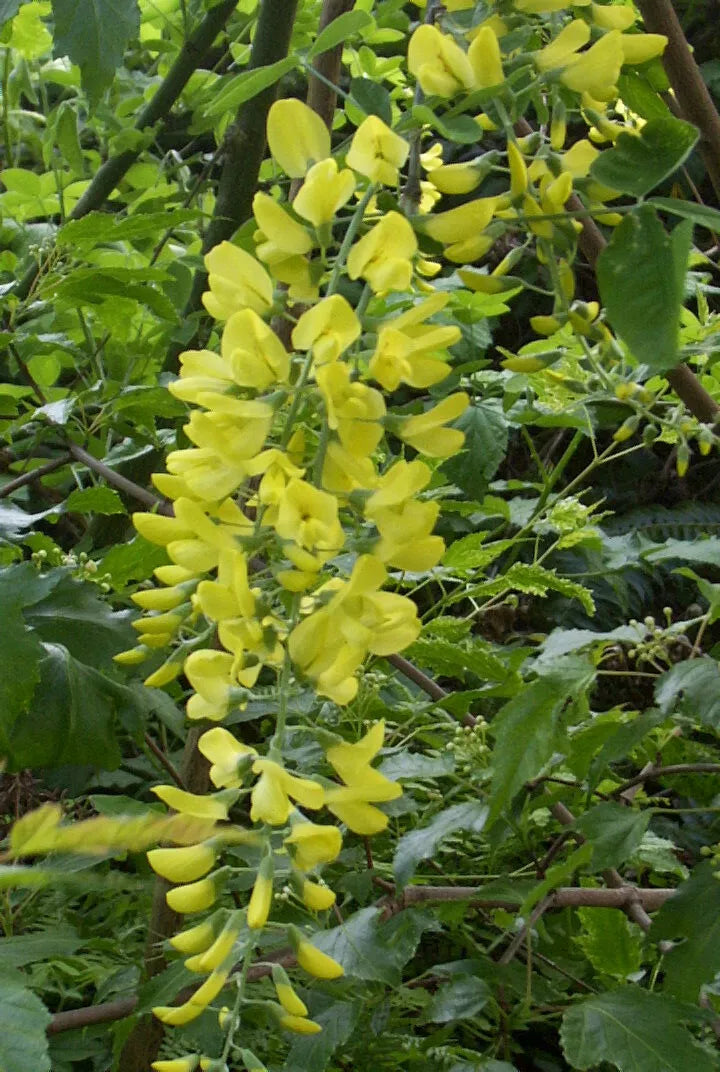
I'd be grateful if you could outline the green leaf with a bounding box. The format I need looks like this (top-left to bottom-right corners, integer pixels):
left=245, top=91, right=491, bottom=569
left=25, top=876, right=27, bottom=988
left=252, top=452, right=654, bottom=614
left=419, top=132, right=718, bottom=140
left=560, top=989, right=716, bottom=1072
left=349, top=76, right=391, bottom=125
left=57, top=209, right=199, bottom=250
left=55, top=101, right=84, bottom=175
left=285, top=1001, right=359, bottom=1072
left=651, top=862, right=720, bottom=1001
left=650, top=196, right=720, bottom=233
left=589, top=117, right=699, bottom=198
left=99, top=536, right=168, bottom=590
left=616, top=73, right=671, bottom=122
left=488, top=658, right=595, bottom=824
left=65, top=486, right=127, bottom=516
left=379, top=751, right=454, bottom=780
left=412, top=105, right=483, bottom=145
left=425, top=976, right=491, bottom=1023
left=655, top=658, right=720, bottom=729
left=0, top=930, right=80, bottom=969
left=50, top=0, right=140, bottom=103
left=576, top=908, right=643, bottom=979
left=441, top=402, right=508, bottom=500
left=405, top=636, right=513, bottom=684
left=203, top=56, right=298, bottom=118
left=0, top=0, right=23, bottom=28
left=308, top=10, right=373, bottom=57
left=597, top=205, right=691, bottom=372
left=443, top=535, right=514, bottom=572
left=393, top=802, right=489, bottom=888
left=313, top=907, right=439, bottom=984
left=0, top=970, right=51, bottom=1072
left=575, top=802, right=649, bottom=870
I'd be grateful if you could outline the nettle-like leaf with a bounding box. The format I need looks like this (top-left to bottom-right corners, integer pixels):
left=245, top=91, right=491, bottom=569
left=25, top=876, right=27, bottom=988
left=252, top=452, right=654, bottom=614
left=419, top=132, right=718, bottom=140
left=50, top=0, right=140, bottom=103
left=393, top=802, right=489, bottom=888
left=655, top=658, right=720, bottom=730
left=313, top=907, right=440, bottom=984
left=560, top=989, right=715, bottom=1072
left=0, top=970, right=51, bottom=1072
left=575, top=908, right=643, bottom=980
left=651, top=862, right=720, bottom=1001
left=479, top=562, right=595, bottom=615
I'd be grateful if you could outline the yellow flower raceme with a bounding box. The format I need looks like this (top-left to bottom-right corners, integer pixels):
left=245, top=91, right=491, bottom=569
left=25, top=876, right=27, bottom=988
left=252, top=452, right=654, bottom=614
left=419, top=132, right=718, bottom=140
left=347, top=211, right=417, bottom=293
left=202, top=242, right=273, bottom=320
left=408, top=23, right=475, bottom=97
left=199, top=727, right=258, bottom=789
left=346, top=115, right=409, bottom=186
left=250, top=759, right=324, bottom=825
left=294, top=158, right=356, bottom=229
left=266, top=98, right=330, bottom=177
left=397, top=392, right=469, bottom=457
left=291, top=295, right=361, bottom=366
left=284, top=821, right=342, bottom=870
left=316, top=363, right=386, bottom=457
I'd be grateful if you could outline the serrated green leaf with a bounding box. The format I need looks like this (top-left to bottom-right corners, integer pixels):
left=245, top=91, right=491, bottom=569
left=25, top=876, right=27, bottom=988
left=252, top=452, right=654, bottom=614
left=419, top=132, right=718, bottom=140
left=65, top=486, right=126, bottom=515
left=576, top=908, right=643, bottom=979
left=99, top=536, right=168, bottom=590
left=481, top=562, right=595, bottom=615
left=0, top=971, right=51, bottom=1072
left=651, top=862, right=720, bottom=1001
left=443, top=535, right=514, bottom=571
left=379, top=751, right=454, bottom=780
left=405, top=637, right=513, bottom=684
left=488, top=658, right=595, bottom=825
left=393, top=802, right=489, bottom=888
left=590, top=118, right=698, bottom=198
left=575, top=802, right=649, bottom=870
left=655, top=658, right=720, bottom=729
left=425, top=975, right=491, bottom=1023
left=597, top=205, right=692, bottom=372
left=284, top=1000, right=359, bottom=1072
left=308, top=10, right=373, bottom=57
left=0, top=929, right=80, bottom=969
left=442, top=403, right=508, bottom=500
left=313, top=907, right=439, bottom=984
left=50, top=0, right=140, bottom=103
left=560, top=989, right=716, bottom=1072
left=22, top=571, right=133, bottom=666
left=57, top=209, right=199, bottom=250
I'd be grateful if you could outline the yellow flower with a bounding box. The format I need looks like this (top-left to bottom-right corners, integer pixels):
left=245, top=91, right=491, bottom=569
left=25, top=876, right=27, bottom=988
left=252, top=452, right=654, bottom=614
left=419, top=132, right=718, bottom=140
left=347, top=212, right=417, bottom=294
left=324, top=784, right=397, bottom=834
left=169, top=918, right=218, bottom=955
left=147, top=843, right=216, bottom=884
left=620, top=33, right=667, bottom=65
left=423, top=197, right=497, bottom=247
left=561, top=31, right=623, bottom=101
left=166, top=875, right=218, bottom=914
left=151, top=1058, right=199, bottom=1072
left=408, top=24, right=475, bottom=97
left=250, top=760, right=324, bottom=825
left=316, top=363, right=386, bottom=456
left=535, top=20, right=590, bottom=72
left=365, top=458, right=431, bottom=512
left=372, top=499, right=444, bottom=571
left=220, top=309, right=290, bottom=388
left=274, top=478, right=345, bottom=566
left=153, top=968, right=229, bottom=1025
left=273, top=972, right=308, bottom=1017
left=280, top=1014, right=323, bottom=1035
left=253, top=191, right=314, bottom=262
left=397, top=392, right=469, bottom=457
left=429, top=161, right=484, bottom=195
left=346, top=115, right=409, bottom=186
left=321, top=441, right=377, bottom=497
left=302, top=879, right=336, bottom=911
left=152, top=785, right=235, bottom=821
left=293, top=158, right=356, bottom=229
left=164, top=346, right=236, bottom=401
left=198, top=727, right=258, bottom=789
left=266, top=98, right=331, bottom=178
left=186, top=916, right=241, bottom=972
left=284, top=822, right=342, bottom=870
left=247, top=852, right=274, bottom=929
left=202, top=242, right=273, bottom=320
left=291, top=931, right=344, bottom=979
left=467, top=25, right=504, bottom=88
left=592, top=2, right=635, bottom=30
left=291, top=295, right=361, bottom=366
left=182, top=649, right=237, bottom=722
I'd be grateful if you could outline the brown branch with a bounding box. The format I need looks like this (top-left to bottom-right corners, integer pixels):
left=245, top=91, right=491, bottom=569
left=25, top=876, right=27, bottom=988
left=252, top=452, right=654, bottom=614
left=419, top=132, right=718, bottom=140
left=613, top=762, right=720, bottom=797
left=0, top=453, right=72, bottom=499
left=635, top=0, right=720, bottom=202
left=388, top=653, right=449, bottom=702
left=143, top=733, right=185, bottom=789
left=67, top=444, right=172, bottom=514
left=305, top=0, right=355, bottom=130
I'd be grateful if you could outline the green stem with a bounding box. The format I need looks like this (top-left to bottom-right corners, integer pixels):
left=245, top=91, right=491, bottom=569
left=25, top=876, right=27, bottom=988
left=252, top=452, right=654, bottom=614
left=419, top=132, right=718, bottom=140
left=2, top=48, right=13, bottom=169
left=326, top=183, right=376, bottom=296
left=221, top=945, right=255, bottom=1062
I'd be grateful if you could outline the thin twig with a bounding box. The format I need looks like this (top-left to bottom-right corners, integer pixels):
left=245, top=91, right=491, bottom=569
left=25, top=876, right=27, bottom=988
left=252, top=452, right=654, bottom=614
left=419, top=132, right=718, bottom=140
left=614, top=762, right=720, bottom=797
left=143, top=733, right=185, bottom=789
left=0, top=453, right=72, bottom=499
left=67, top=444, right=172, bottom=514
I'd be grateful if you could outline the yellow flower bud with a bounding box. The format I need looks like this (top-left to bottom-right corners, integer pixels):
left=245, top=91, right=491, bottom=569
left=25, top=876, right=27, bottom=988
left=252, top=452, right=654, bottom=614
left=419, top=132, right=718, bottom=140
left=280, top=1014, right=322, bottom=1035
left=302, top=879, right=336, bottom=912
left=676, top=443, right=691, bottom=478
left=293, top=934, right=344, bottom=980
left=272, top=964, right=308, bottom=1017
left=151, top=1058, right=199, bottom=1072
left=613, top=415, right=640, bottom=443
left=247, top=853, right=274, bottom=929
left=143, top=661, right=183, bottom=688
left=169, top=918, right=217, bottom=955
left=113, top=646, right=149, bottom=666
left=148, top=843, right=216, bottom=884
left=531, top=315, right=563, bottom=336
left=467, top=25, right=504, bottom=88
left=508, top=141, right=528, bottom=200
left=166, top=875, right=217, bottom=914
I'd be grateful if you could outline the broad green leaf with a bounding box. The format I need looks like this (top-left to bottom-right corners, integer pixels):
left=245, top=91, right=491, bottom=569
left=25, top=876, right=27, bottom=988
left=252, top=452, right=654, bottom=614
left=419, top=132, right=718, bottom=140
left=65, top=486, right=126, bottom=515
left=55, top=101, right=84, bottom=175
left=651, top=862, right=720, bottom=1001
left=425, top=976, right=491, bottom=1023
left=57, top=209, right=199, bottom=250
left=0, top=866, right=61, bottom=890
left=0, top=608, right=43, bottom=753
left=0, top=0, right=23, bottom=28
left=0, top=971, right=51, bottom=1072
left=597, top=206, right=692, bottom=372
left=560, top=989, right=716, bottom=1072
left=441, top=402, right=508, bottom=500
left=100, top=536, right=168, bottom=590
left=0, top=929, right=80, bottom=969
left=203, top=56, right=298, bottom=118
left=616, top=73, right=671, bottom=122
left=576, top=908, right=643, bottom=979
left=412, top=104, right=483, bottom=145
left=575, top=802, right=649, bottom=870
left=379, top=751, right=454, bottom=780
left=349, top=76, right=392, bottom=125
left=393, top=802, right=489, bottom=888
left=51, top=0, right=140, bottom=103
left=537, top=625, right=638, bottom=665
left=313, top=907, right=438, bottom=984
left=488, top=658, right=596, bottom=824
left=285, top=1000, right=359, bottom=1072
left=650, top=196, right=720, bottom=233
left=589, top=118, right=698, bottom=198
left=655, top=658, right=720, bottom=729
left=51, top=269, right=177, bottom=320
left=308, top=10, right=373, bottom=57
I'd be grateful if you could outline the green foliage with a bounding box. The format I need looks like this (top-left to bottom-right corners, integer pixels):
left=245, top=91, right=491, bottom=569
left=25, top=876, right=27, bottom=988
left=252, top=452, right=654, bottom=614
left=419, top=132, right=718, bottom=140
left=0, top=970, right=52, bottom=1072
